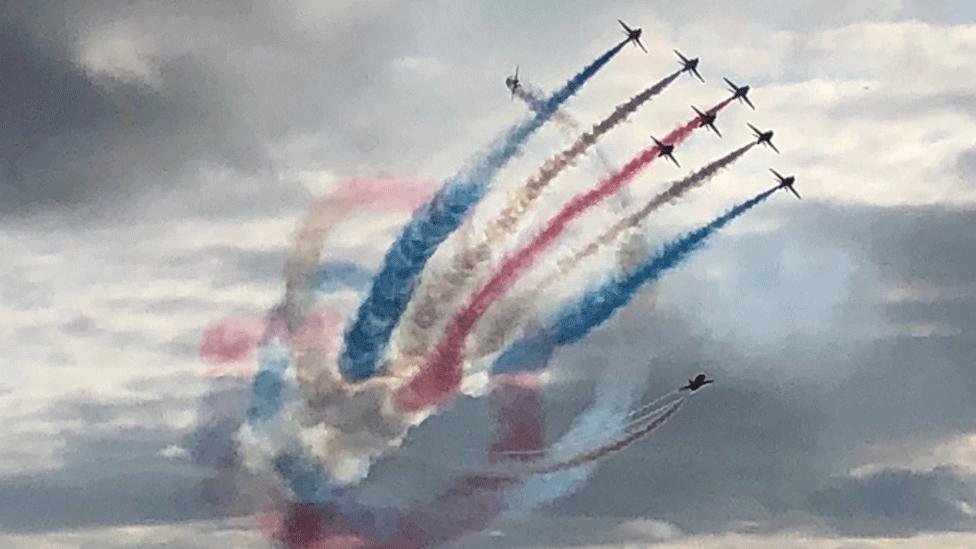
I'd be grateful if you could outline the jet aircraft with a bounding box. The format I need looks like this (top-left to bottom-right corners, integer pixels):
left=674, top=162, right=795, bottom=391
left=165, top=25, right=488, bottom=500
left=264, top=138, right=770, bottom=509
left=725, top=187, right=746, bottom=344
left=682, top=374, right=714, bottom=391
left=652, top=136, right=680, bottom=167
left=770, top=168, right=801, bottom=199
left=618, top=19, right=647, bottom=53
left=724, top=77, right=755, bottom=109
left=692, top=105, right=722, bottom=137
left=505, top=65, right=520, bottom=100
left=674, top=50, right=704, bottom=82
left=748, top=123, right=779, bottom=153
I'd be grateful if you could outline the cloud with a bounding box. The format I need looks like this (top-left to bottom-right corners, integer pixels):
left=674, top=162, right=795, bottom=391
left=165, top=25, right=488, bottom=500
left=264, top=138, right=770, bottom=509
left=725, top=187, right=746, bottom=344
left=806, top=466, right=976, bottom=536
left=0, top=1, right=412, bottom=220
left=2, top=1, right=976, bottom=547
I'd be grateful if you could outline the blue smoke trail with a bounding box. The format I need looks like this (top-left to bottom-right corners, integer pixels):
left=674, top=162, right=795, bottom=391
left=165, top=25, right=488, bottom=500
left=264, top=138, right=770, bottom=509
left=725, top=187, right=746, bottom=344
left=310, top=260, right=374, bottom=293
left=243, top=259, right=378, bottom=504
left=494, top=188, right=776, bottom=373
left=339, top=40, right=629, bottom=381
left=243, top=335, right=337, bottom=503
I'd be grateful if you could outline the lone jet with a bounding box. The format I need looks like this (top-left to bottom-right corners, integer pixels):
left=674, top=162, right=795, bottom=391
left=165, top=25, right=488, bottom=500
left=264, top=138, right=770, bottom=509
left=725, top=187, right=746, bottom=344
left=651, top=136, right=680, bottom=167
left=674, top=50, right=704, bottom=82
left=724, top=77, right=755, bottom=110
left=692, top=105, right=722, bottom=137
left=682, top=374, right=714, bottom=391
left=618, top=19, right=647, bottom=53
left=505, top=65, right=520, bottom=100
left=771, top=168, right=801, bottom=199
left=748, top=123, right=779, bottom=153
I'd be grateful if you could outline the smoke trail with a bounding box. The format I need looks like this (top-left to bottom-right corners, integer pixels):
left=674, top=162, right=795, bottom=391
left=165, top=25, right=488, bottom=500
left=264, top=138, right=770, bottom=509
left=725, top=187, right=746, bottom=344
left=200, top=314, right=267, bottom=366
left=267, top=373, right=544, bottom=549
left=522, top=397, right=684, bottom=475
left=444, top=396, right=685, bottom=478
left=545, top=142, right=756, bottom=287
left=492, top=187, right=778, bottom=376
left=398, top=97, right=735, bottom=411
left=477, top=388, right=682, bottom=460
left=283, top=179, right=433, bottom=331
left=339, top=39, right=629, bottom=382
left=470, top=142, right=756, bottom=359
left=395, top=70, right=683, bottom=363
left=237, top=180, right=431, bottom=508
left=513, top=82, right=616, bottom=173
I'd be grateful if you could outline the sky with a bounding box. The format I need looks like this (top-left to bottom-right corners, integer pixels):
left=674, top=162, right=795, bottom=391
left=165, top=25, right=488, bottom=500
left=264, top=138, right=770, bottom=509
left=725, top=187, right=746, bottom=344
left=1, top=0, right=975, bottom=547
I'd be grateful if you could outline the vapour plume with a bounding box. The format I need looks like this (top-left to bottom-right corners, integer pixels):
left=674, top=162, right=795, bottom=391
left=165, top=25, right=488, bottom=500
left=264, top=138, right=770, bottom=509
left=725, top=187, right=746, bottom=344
left=489, top=187, right=778, bottom=379
left=470, top=142, right=756, bottom=359
left=395, top=70, right=683, bottom=365
left=337, top=39, right=629, bottom=383
left=513, top=81, right=616, bottom=173
left=397, top=97, right=735, bottom=411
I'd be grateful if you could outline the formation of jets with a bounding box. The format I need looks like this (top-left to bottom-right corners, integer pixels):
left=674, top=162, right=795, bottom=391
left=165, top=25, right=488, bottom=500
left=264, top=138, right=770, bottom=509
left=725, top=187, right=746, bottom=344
left=503, top=18, right=800, bottom=194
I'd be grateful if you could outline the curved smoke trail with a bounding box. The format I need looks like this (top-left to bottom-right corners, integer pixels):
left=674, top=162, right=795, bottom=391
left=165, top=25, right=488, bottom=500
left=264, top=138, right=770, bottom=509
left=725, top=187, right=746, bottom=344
left=434, top=395, right=686, bottom=479
left=521, top=397, right=685, bottom=475
left=494, top=186, right=778, bottom=374
left=398, top=97, right=735, bottom=411
left=395, top=70, right=683, bottom=364
left=338, top=39, right=629, bottom=382
left=264, top=375, right=545, bottom=549
left=237, top=180, right=434, bottom=508
left=283, top=179, right=434, bottom=331
left=471, top=142, right=756, bottom=359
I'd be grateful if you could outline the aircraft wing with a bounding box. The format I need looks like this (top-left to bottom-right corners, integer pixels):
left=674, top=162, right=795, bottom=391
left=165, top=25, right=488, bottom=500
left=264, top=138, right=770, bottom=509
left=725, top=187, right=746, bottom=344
left=769, top=141, right=780, bottom=154
left=618, top=19, right=632, bottom=33
left=747, top=123, right=761, bottom=135
left=692, top=67, right=705, bottom=83
left=770, top=168, right=784, bottom=181
left=692, top=105, right=704, bottom=117
left=636, top=38, right=648, bottom=53
left=673, top=49, right=688, bottom=63
left=668, top=154, right=680, bottom=168
left=723, top=77, right=736, bottom=89
left=788, top=185, right=802, bottom=200
left=710, top=123, right=722, bottom=138
left=743, top=95, right=756, bottom=110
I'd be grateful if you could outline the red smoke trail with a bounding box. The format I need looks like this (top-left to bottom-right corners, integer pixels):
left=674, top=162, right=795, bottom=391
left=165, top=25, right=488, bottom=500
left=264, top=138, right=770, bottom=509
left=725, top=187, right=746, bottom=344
left=397, top=97, right=735, bottom=411
left=266, top=373, right=545, bottom=549
left=381, top=373, right=543, bottom=548
left=487, top=373, right=546, bottom=461
left=200, top=314, right=267, bottom=370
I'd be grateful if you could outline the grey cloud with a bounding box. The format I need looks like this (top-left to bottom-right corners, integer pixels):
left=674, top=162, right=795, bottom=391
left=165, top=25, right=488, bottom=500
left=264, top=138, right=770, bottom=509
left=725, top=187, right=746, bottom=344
left=956, top=147, right=976, bottom=180
left=0, top=1, right=411, bottom=221
left=4, top=1, right=976, bottom=546
left=806, top=466, right=976, bottom=536
left=0, top=380, right=267, bottom=534
left=407, top=200, right=976, bottom=545
left=0, top=22, right=266, bottom=217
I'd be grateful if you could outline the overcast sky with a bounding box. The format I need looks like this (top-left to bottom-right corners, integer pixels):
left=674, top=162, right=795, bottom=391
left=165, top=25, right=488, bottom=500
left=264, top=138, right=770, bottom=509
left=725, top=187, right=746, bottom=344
left=2, top=0, right=976, bottom=547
